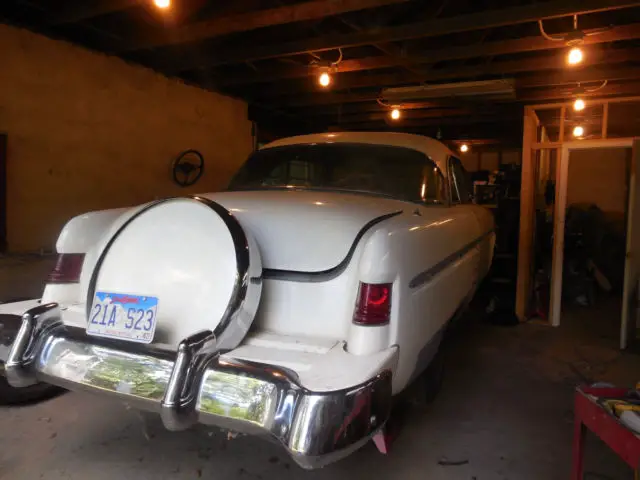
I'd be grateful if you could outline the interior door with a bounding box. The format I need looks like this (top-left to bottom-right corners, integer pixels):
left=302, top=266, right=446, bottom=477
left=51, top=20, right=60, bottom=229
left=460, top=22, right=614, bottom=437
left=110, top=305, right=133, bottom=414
left=621, top=139, right=640, bottom=349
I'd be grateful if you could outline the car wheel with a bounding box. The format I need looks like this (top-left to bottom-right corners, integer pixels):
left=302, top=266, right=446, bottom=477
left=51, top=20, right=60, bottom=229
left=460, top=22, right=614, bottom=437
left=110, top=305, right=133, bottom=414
left=421, top=346, right=445, bottom=403
left=0, top=377, right=63, bottom=406
left=409, top=346, right=446, bottom=407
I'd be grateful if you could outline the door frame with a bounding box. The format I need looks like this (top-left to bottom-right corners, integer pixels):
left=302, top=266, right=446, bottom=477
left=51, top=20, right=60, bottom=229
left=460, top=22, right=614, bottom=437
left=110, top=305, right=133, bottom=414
left=549, top=138, right=635, bottom=331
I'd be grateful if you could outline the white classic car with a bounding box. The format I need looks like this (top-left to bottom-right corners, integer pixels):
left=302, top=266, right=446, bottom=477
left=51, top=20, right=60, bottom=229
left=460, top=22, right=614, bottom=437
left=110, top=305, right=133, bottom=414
left=0, top=132, right=494, bottom=468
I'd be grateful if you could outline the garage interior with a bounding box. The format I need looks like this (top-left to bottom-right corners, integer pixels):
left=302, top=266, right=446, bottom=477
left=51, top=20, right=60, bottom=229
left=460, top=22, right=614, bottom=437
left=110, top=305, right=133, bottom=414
left=2, top=0, right=640, bottom=478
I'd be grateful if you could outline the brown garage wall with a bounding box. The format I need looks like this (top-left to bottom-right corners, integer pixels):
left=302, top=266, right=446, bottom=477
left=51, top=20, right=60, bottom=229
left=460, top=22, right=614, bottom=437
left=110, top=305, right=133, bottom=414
left=567, top=147, right=631, bottom=225
left=0, top=24, right=253, bottom=252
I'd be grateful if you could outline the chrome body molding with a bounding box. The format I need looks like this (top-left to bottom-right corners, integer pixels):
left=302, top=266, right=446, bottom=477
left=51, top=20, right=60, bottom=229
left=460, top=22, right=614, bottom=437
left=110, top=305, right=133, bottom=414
left=408, top=229, right=495, bottom=289
left=0, top=303, right=392, bottom=470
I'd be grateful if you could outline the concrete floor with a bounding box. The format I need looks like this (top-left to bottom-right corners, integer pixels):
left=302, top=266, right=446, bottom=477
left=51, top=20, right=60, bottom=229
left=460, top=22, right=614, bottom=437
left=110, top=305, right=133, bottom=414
left=1, top=256, right=640, bottom=479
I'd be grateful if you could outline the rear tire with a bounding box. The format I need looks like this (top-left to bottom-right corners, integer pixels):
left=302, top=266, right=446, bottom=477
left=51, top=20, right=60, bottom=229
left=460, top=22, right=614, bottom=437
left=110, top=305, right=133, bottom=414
left=420, top=346, right=446, bottom=404
left=407, top=345, right=446, bottom=407
left=0, top=377, right=63, bottom=406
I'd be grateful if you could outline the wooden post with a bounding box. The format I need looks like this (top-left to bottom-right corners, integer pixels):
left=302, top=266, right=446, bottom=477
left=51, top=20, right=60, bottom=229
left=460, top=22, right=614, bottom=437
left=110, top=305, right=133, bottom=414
left=0, top=134, right=6, bottom=252
left=515, top=108, right=538, bottom=321
left=602, top=102, right=609, bottom=139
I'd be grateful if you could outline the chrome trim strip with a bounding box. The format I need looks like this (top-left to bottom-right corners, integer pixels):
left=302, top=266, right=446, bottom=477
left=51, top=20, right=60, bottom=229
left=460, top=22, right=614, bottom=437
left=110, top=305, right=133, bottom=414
left=409, top=229, right=494, bottom=289
left=263, top=211, right=402, bottom=283
left=189, top=196, right=251, bottom=344
left=0, top=303, right=393, bottom=470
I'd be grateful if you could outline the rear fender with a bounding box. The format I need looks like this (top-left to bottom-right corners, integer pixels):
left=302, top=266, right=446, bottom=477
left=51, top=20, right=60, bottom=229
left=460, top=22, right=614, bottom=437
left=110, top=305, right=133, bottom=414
left=42, top=206, right=136, bottom=305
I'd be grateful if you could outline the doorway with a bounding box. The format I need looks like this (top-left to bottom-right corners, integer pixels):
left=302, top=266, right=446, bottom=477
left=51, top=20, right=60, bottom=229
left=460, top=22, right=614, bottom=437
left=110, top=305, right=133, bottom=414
left=550, top=139, right=639, bottom=349
left=557, top=147, right=631, bottom=346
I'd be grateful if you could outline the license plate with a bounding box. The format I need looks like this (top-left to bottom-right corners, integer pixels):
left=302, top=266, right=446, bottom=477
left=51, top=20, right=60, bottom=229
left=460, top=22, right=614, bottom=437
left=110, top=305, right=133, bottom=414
left=87, top=292, right=159, bottom=344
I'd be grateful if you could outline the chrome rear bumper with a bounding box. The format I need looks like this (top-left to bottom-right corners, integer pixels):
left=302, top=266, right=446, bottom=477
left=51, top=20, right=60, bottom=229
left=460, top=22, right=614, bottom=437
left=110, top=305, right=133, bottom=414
left=0, top=303, right=392, bottom=469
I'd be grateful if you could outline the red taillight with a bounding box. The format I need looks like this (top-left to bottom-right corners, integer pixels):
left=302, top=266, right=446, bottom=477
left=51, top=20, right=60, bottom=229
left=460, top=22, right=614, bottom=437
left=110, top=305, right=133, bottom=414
left=352, top=282, right=392, bottom=326
left=47, top=253, right=85, bottom=284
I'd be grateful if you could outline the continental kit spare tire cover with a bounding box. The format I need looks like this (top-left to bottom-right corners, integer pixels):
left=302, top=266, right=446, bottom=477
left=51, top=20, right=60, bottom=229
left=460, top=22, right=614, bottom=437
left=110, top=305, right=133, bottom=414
left=87, top=196, right=262, bottom=351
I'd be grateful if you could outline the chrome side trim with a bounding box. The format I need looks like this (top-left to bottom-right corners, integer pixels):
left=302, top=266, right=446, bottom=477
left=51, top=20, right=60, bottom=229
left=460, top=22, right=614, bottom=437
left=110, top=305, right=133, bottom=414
left=409, top=229, right=494, bottom=289
left=263, top=211, right=402, bottom=283
left=0, top=303, right=393, bottom=470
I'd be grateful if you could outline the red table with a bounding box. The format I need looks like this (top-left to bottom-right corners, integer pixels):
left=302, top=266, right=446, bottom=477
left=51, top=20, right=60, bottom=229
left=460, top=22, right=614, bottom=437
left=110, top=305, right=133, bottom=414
left=572, top=386, right=640, bottom=479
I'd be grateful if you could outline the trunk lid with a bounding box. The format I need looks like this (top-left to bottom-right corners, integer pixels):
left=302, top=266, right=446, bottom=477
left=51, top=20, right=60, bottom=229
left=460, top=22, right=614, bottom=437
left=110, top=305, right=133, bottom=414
left=204, top=189, right=405, bottom=272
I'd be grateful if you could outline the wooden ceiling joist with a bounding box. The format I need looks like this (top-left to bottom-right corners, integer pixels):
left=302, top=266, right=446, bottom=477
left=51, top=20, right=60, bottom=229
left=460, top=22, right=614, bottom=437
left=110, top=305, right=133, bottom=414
left=329, top=106, right=520, bottom=124
left=267, top=77, right=640, bottom=110
left=121, top=0, right=410, bottom=52
left=212, top=23, right=640, bottom=87
left=516, top=66, right=640, bottom=89
left=246, top=48, right=640, bottom=98
left=168, top=0, right=640, bottom=71
left=50, top=0, right=143, bottom=25
left=519, top=80, right=640, bottom=101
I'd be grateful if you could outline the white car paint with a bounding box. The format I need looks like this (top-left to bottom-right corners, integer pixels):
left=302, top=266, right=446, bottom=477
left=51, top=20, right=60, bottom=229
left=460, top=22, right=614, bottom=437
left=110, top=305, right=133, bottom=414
left=6, top=132, right=495, bottom=397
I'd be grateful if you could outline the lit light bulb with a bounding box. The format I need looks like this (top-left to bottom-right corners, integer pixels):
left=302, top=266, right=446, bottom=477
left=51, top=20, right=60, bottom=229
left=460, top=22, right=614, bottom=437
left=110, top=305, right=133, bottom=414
left=154, top=0, right=171, bottom=8
left=318, top=72, right=331, bottom=87
left=567, top=47, right=583, bottom=65
left=460, top=144, right=469, bottom=153
left=390, top=108, right=401, bottom=120
left=573, top=125, right=585, bottom=137
left=573, top=98, right=585, bottom=111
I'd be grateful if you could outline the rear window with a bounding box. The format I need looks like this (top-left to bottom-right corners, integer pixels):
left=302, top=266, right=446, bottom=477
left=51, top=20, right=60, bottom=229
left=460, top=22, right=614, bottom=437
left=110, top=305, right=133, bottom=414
left=228, top=143, right=446, bottom=204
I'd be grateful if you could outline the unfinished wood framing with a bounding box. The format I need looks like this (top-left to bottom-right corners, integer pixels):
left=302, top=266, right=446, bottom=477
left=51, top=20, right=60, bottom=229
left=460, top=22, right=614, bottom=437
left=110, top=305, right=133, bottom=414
left=515, top=107, right=539, bottom=321
left=516, top=96, right=640, bottom=332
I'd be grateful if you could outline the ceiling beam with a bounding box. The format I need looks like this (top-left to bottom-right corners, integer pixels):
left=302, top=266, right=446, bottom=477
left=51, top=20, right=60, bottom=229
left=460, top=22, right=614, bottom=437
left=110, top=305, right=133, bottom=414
left=50, top=0, right=143, bottom=25
left=264, top=78, right=640, bottom=109
left=330, top=106, right=521, bottom=124
left=289, top=101, right=463, bottom=116
left=516, top=66, right=640, bottom=89
left=340, top=120, right=522, bottom=137
left=122, top=0, right=410, bottom=51
left=243, top=47, right=640, bottom=97
left=211, top=22, right=640, bottom=87
left=519, top=80, right=640, bottom=101
left=166, top=0, right=640, bottom=70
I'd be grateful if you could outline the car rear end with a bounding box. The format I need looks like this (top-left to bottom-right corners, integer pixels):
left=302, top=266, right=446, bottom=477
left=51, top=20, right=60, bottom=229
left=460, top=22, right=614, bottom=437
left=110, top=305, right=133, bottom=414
left=0, top=137, right=445, bottom=467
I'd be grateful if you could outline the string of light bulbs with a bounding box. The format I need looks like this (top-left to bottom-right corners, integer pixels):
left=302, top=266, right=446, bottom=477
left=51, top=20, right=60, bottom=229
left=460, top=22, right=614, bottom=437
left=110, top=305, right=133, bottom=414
left=539, top=15, right=612, bottom=140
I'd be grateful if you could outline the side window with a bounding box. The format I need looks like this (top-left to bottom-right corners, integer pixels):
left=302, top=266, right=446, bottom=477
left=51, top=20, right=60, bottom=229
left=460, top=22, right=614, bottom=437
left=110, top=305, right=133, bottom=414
left=420, top=160, right=447, bottom=205
left=449, top=156, right=472, bottom=204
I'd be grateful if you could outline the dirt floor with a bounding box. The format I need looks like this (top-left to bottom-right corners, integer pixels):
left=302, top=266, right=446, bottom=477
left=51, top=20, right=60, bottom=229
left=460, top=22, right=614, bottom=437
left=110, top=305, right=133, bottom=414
left=1, top=256, right=640, bottom=479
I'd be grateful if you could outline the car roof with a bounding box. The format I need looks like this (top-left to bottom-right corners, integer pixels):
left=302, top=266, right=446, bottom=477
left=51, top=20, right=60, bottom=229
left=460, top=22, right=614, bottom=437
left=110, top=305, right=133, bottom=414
left=261, top=132, right=454, bottom=176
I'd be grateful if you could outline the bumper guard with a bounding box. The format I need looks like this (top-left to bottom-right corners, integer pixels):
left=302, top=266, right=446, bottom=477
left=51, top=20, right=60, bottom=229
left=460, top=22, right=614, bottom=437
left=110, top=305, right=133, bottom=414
left=0, top=303, right=392, bottom=469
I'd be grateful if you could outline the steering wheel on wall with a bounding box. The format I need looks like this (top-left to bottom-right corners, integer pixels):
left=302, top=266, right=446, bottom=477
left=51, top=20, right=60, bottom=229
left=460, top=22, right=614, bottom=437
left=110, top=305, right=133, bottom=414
left=172, top=149, right=204, bottom=187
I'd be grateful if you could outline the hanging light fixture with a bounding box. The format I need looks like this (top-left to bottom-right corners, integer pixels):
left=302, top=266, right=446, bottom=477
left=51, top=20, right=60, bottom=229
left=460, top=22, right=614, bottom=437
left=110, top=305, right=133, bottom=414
left=538, top=15, right=612, bottom=67
left=460, top=144, right=469, bottom=153
left=154, top=0, right=171, bottom=9
left=567, top=47, right=583, bottom=65
left=312, top=49, right=342, bottom=90
left=573, top=125, right=585, bottom=137
left=390, top=108, right=401, bottom=120
left=318, top=71, right=331, bottom=87
left=573, top=98, right=585, bottom=111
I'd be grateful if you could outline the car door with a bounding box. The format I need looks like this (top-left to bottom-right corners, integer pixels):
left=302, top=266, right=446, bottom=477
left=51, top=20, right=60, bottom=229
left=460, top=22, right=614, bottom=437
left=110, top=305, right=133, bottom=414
left=448, top=156, right=489, bottom=288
